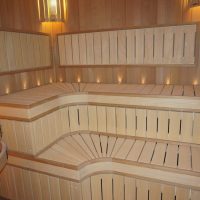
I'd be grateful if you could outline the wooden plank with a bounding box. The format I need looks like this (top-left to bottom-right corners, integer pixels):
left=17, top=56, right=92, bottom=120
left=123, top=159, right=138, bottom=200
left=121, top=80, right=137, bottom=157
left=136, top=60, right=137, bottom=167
left=107, top=136, right=117, bottom=157
left=113, top=175, right=124, bottom=200
left=154, top=27, right=164, bottom=64
left=88, top=105, right=97, bottom=131
left=191, top=146, right=200, bottom=172
left=72, top=134, right=94, bottom=159
left=162, top=184, right=175, bottom=200
left=91, top=134, right=102, bottom=157
left=30, top=171, right=42, bottom=200
left=39, top=174, right=51, bottom=200
left=173, top=26, right=185, bottom=64
left=172, top=85, right=184, bottom=96
left=59, top=179, right=71, bottom=200
left=136, top=179, right=148, bottom=200
left=178, top=145, right=191, bottom=170
left=136, top=109, right=146, bottom=137
left=72, top=34, right=80, bottom=65
left=183, top=85, right=195, bottom=96
left=111, top=137, right=125, bottom=157
left=69, top=106, right=79, bottom=132
left=193, top=113, right=200, bottom=144
left=93, top=32, right=102, bottom=64
left=81, top=134, right=99, bottom=158
left=101, top=32, right=110, bottom=64
left=100, top=135, right=108, bottom=157
left=82, top=177, right=92, bottom=200
left=164, top=144, right=178, bottom=168
left=163, top=26, right=174, bottom=64
left=124, top=177, right=136, bottom=200
left=151, top=143, right=167, bottom=166
left=102, top=174, right=113, bottom=200
left=135, top=29, right=144, bottom=64
left=106, top=107, right=116, bottom=134
left=79, top=105, right=89, bottom=130
left=126, top=108, right=136, bottom=136
left=0, top=31, right=8, bottom=72
left=138, top=141, right=156, bottom=163
left=115, top=139, right=134, bottom=159
left=65, top=35, right=73, bottom=65
left=97, top=106, right=107, bottom=132
left=86, top=33, right=94, bottom=64
left=79, top=33, right=87, bottom=65
left=181, top=112, right=193, bottom=143
left=144, top=28, right=154, bottom=64
left=91, top=175, right=102, bottom=200
left=161, top=85, right=173, bottom=96
left=194, top=85, right=200, bottom=97
left=146, top=110, right=157, bottom=138
left=70, top=182, right=82, bottom=200
left=176, top=187, right=190, bottom=200
left=149, top=182, right=161, bottom=200
left=118, top=30, right=127, bottom=64
left=150, top=85, right=164, bottom=95
left=191, top=190, right=200, bottom=200
left=157, top=110, right=169, bottom=140
left=116, top=107, right=126, bottom=135
left=183, top=25, right=196, bottom=64
left=49, top=177, right=61, bottom=200
left=109, top=31, right=118, bottom=64
left=126, top=140, right=145, bottom=161
left=168, top=111, right=181, bottom=141
left=126, top=29, right=136, bottom=64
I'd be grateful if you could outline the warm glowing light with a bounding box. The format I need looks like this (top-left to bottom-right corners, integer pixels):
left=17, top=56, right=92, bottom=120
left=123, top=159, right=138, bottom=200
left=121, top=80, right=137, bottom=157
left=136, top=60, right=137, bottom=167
left=193, top=80, right=198, bottom=85
left=5, top=87, right=10, bottom=94
left=23, top=82, right=27, bottom=90
left=141, top=77, right=146, bottom=84
left=96, top=78, right=100, bottom=83
left=59, top=77, right=63, bottom=82
left=77, top=77, right=81, bottom=83
left=37, top=80, right=41, bottom=86
left=118, top=76, right=122, bottom=84
left=49, top=77, right=53, bottom=83
left=38, top=0, right=67, bottom=22
left=166, top=78, right=170, bottom=85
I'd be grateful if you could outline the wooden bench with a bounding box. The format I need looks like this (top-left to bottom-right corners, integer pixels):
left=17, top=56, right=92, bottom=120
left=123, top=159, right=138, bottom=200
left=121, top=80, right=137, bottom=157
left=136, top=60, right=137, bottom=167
left=0, top=83, right=200, bottom=200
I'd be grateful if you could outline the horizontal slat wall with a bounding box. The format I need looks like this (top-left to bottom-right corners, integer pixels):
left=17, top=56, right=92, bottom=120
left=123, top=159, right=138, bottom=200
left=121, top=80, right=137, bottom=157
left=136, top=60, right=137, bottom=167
left=0, top=166, right=199, bottom=200
left=1, top=104, right=200, bottom=155
left=0, top=31, right=51, bottom=73
left=58, top=24, right=197, bottom=66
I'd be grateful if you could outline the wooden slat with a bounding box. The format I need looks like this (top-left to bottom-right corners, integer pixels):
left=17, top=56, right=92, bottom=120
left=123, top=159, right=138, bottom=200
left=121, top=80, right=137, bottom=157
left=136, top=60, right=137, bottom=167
left=183, top=85, right=195, bottom=96
left=176, top=187, right=190, bottom=200
left=178, top=145, right=191, bottom=170
left=113, top=175, right=124, bottom=200
left=79, top=33, right=87, bottom=65
left=107, top=136, right=117, bottom=157
left=124, top=177, right=136, bottom=200
left=136, top=109, right=146, bottom=137
left=86, top=33, right=94, bottom=65
left=101, top=32, right=110, bottom=64
left=172, top=85, right=184, bottom=96
left=106, top=107, right=116, bottom=134
left=164, top=144, right=178, bottom=168
left=111, top=137, right=125, bottom=157
left=136, top=179, right=148, bottom=200
left=91, top=175, right=102, bottom=200
left=146, top=110, right=157, bottom=138
left=72, top=34, right=80, bottom=65
left=100, top=135, right=108, bottom=157
left=161, top=85, right=173, bottom=95
left=91, top=134, right=102, bottom=157
left=144, top=28, right=154, bottom=64
left=116, top=107, right=126, bottom=135
left=64, top=35, right=73, bottom=65
left=82, top=177, right=92, bottom=200
left=126, top=140, right=145, bottom=161
left=151, top=143, right=167, bottom=166
left=126, top=29, right=136, bottom=64
left=97, top=106, right=107, bottom=132
left=138, top=141, right=156, bottom=163
left=102, top=174, right=113, bottom=200
left=117, top=30, right=127, bottom=64
left=93, top=32, right=102, bottom=65
left=126, top=108, right=136, bottom=136
left=109, top=31, right=118, bottom=64
left=135, top=29, right=144, bottom=64
left=191, top=146, right=200, bottom=172
left=115, top=139, right=134, bottom=159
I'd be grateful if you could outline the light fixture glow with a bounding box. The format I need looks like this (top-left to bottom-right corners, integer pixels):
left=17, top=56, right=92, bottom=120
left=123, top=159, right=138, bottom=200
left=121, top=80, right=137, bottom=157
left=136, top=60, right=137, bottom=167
left=77, top=77, right=81, bottom=83
left=37, top=80, right=41, bottom=86
left=5, top=87, right=10, bottom=94
left=166, top=78, right=170, bottom=85
left=96, top=78, right=100, bottom=83
left=118, top=76, right=122, bottom=84
left=141, top=77, right=146, bottom=84
left=193, top=80, right=198, bottom=85
left=37, top=0, right=67, bottom=22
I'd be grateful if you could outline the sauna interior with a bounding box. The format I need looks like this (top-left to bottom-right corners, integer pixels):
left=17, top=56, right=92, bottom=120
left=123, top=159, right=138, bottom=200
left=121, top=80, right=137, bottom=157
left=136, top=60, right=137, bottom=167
left=1, top=0, right=200, bottom=200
